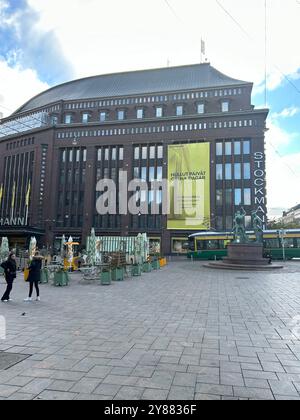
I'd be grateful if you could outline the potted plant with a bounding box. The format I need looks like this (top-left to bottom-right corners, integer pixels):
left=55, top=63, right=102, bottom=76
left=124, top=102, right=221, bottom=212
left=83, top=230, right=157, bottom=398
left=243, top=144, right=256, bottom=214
left=101, top=268, right=112, bottom=285
left=111, top=266, right=124, bottom=282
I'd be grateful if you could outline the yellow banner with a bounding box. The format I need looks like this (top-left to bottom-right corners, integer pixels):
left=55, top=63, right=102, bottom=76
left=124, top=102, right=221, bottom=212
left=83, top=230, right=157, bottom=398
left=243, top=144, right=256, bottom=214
left=167, top=143, right=210, bottom=230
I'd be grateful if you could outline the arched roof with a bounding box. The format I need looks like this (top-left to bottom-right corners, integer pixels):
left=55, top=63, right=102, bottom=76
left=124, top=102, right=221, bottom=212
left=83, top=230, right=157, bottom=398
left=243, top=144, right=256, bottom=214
left=14, top=63, right=250, bottom=115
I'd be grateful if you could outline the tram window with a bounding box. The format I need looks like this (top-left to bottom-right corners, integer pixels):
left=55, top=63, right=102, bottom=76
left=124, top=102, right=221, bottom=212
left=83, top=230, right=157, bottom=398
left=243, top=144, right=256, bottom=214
left=207, top=240, right=220, bottom=249
left=196, top=240, right=206, bottom=250
left=295, top=238, right=300, bottom=248
left=284, top=239, right=295, bottom=248
left=265, top=239, right=280, bottom=248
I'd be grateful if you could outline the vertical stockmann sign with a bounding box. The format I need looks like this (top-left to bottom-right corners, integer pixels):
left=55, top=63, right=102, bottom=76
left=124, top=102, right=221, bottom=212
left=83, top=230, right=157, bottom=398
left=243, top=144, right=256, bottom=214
left=167, top=143, right=210, bottom=230
left=254, top=151, right=267, bottom=226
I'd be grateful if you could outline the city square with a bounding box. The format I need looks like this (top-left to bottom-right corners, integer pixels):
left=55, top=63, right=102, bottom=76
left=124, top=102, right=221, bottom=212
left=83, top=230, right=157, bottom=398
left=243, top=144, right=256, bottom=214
left=1, top=260, right=300, bottom=401
left=1, top=0, right=300, bottom=405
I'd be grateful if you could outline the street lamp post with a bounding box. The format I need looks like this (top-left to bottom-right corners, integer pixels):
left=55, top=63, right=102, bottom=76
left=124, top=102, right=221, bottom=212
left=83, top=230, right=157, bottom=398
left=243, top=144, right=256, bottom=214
left=279, top=229, right=286, bottom=261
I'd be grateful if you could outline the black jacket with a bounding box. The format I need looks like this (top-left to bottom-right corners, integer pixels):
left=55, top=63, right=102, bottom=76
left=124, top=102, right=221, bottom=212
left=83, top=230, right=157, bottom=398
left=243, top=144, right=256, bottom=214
left=28, top=257, right=43, bottom=282
left=1, top=258, right=17, bottom=280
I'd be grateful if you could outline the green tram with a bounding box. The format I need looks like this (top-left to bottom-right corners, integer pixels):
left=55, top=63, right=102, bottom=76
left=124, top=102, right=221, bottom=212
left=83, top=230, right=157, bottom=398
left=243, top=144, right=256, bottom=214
left=187, top=229, right=300, bottom=261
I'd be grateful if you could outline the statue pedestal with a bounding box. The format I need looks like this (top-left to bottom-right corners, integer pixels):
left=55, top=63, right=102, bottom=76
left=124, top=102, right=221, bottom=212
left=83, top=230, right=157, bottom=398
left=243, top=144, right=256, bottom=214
left=206, top=243, right=283, bottom=271
left=224, top=243, right=268, bottom=266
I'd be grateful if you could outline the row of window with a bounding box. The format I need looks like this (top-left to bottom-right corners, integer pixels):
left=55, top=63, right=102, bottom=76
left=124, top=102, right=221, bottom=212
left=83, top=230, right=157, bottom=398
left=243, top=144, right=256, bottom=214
left=216, top=188, right=252, bottom=207
left=216, top=140, right=250, bottom=156
left=134, top=145, right=163, bottom=160
left=133, top=167, right=163, bottom=182
left=97, top=147, right=124, bottom=162
left=57, top=119, right=256, bottom=140
left=215, top=215, right=252, bottom=231
left=61, top=148, right=87, bottom=163
left=216, top=163, right=251, bottom=181
left=64, top=88, right=244, bottom=111
left=64, top=101, right=231, bottom=124
left=6, top=137, right=35, bottom=150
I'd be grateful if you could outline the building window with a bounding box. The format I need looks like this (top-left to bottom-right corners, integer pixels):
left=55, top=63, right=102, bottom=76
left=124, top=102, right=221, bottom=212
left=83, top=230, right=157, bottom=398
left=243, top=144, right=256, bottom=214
left=157, top=167, right=163, bottom=181
left=222, top=101, right=229, bottom=112
left=216, top=190, right=223, bottom=206
left=225, top=164, right=232, bottom=180
left=235, top=189, right=242, bottom=206
left=157, top=146, right=163, bottom=159
left=149, top=167, right=155, bottom=182
left=82, top=113, right=91, bottom=124
left=50, top=115, right=59, bottom=125
left=234, top=142, right=241, bottom=155
left=245, top=215, right=252, bottom=229
left=141, top=167, right=147, bottom=181
left=197, top=103, right=205, bottom=114
left=244, top=188, right=251, bottom=206
left=243, top=140, right=250, bottom=155
left=142, top=147, right=147, bottom=160
left=234, top=163, right=241, bottom=180
left=137, top=108, right=144, bottom=119
left=64, top=114, right=73, bottom=124
left=216, top=143, right=223, bottom=156
left=156, top=107, right=163, bottom=118
left=119, top=147, right=124, bottom=160
left=244, top=163, right=251, bottom=180
left=176, top=105, right=183, bottom=116
left=216, top=164, right=223, bottom=180
left=105, top=148, right=109, bottom=161
left=100, top=112, right=107, bottom=122
left=112, top=148, right=117, bottom=161
left=97, top=149, right=102, bottom=161
left=134, top=147, right=140, bottom=160
left=225, top=142, right=232, bottom=156
left=225, top=189, right=232, bottom=206
left=150, top=146, right=155, bottom=159
left=226, top=216, right=233, bottom=230
left=117, top=110, right=125, bottom=120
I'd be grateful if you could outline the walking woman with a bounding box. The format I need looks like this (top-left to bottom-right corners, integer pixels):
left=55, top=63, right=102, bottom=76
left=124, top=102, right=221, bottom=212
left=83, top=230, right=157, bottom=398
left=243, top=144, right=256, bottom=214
left=1, top=253, right=17, bottom=302
left=24, top=252, right=43, bottom=302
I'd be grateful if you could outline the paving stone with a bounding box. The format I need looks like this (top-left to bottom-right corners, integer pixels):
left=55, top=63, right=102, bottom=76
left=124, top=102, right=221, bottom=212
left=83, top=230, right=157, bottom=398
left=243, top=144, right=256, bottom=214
left=0, top=263, right=300, bottom=400
left=142, top=388, right=169, bottom=400
left=114, top=386, right=145, bottom=400
left=35, top=390, right=77, bottom=400
left=0, top=384, right=20, bottom=398
left=168, top=386, right=195, bottom=400
left=268, top=380, right=299, bottom=397
left=220, top=372, right=245, bottom=387
left=173, top=372, right=197, bottom=387
left=233, top=387, right=274, bottom=400
left=194, top=393, right=221, bottom=400
left=69, top=377, right=100, bottom=394
left=195, top=383, right=233, bottom=397
left=85, top=366, right=113, bottom=379
left=21, top=378, right=54, bottom=395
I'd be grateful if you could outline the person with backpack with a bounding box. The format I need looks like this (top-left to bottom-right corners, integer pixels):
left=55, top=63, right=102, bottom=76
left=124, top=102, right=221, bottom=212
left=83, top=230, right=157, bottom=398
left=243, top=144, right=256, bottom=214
left=1, top=253, right=17, bottom=302
left=24, top=252, right=43, bottom=302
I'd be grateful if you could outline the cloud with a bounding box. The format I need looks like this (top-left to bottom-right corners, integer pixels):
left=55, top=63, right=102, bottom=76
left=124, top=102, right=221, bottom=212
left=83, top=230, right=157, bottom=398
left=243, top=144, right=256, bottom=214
left=0, top=0, right=73, bottom=85
left=272, top=107, right=300, bottom=119
left=265, top=123, right=300, bottom=213
left=0, top=59, right=48, bottom=117
left=25, top=0, right=300, bottom=90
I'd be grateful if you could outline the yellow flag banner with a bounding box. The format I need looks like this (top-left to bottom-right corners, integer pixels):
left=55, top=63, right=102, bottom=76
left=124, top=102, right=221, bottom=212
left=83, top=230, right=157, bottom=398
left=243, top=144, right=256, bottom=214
left=25, top=182, right=31, bottom=207
left=11, top=182, right=16, bottom=210
left=167, top=143, right=210, bottom=230
left=0, top=184, right=3, bottom=207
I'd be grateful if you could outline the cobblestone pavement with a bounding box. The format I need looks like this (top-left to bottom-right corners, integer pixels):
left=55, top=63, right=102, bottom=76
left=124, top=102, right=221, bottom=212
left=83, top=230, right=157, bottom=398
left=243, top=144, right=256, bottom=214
left=1, top=261, right=300, bottom=400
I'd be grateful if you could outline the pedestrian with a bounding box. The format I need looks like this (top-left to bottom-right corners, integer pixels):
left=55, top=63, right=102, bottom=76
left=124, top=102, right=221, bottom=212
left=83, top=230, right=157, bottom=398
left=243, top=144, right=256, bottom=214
left=24, top=252, right=43, bottom=302
left=1, top=253, right=17, bottom=302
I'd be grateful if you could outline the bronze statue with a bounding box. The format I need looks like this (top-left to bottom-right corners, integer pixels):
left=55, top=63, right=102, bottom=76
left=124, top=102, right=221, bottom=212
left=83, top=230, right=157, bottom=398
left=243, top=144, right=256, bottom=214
left=252, top=210, right=263, bottom=244
left=232, top=208, right=248, bottom=243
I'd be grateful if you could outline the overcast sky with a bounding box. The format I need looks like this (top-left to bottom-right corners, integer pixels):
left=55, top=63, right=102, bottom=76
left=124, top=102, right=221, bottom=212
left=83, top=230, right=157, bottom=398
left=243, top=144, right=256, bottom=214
left=0, top=0, right=299, bottom=218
